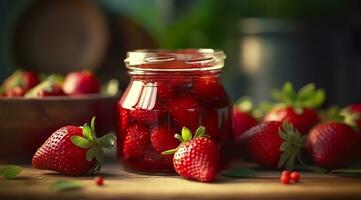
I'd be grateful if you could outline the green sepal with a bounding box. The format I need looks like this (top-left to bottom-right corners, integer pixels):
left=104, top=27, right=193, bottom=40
left=162, top=126, right=209, bottom=155
left=278, top=122, right=306, bottom=170
left=181, top=127, right=193, bottom=142
left=82, top=123, right=93, bottom=141
left=86, top=149, right=95, bottom=161
left=162, top=148, right=178, bottom=155
left=340, top=107, right=361, bottom=130
left=98, top=134, right=116, bottom=148
left=70, top=117, right=116, bottom=175
left=271, top=82, right=325, bottom=109
left=70, top=136, right=91, bottom=148
left=194, top=126, right=205, bottom=138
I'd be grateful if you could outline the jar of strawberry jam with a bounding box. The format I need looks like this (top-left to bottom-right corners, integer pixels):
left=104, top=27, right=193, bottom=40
left=117, top=49, right=233, bottom=174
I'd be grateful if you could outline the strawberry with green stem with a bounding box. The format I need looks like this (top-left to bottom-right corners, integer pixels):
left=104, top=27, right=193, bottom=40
left=32, top=117, right=116, bottom=176
left=239, top=121, right=306, bottom=170
left=264, top=82, right=325, bottom=134
left=163, top=126, right=219, bottom=182
left=25, top=74, right=65, bottom=97
left=233, top=97, right=258, bottom=140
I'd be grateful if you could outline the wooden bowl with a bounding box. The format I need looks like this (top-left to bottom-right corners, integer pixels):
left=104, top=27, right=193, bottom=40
left=0, top=94, right=119, bottom=163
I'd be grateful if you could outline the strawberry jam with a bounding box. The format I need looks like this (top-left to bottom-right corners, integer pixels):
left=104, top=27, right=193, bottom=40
left=117, top=49, right=233, bottom=174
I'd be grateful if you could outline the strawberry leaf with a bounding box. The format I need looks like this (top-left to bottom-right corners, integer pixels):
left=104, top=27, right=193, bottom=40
left=194, top=126, right=205, bottom=138
left=0, top=165, right=22, bottom=179
left=98, top=134, right=116, bottom=148
left=221, top=168, right=257, bottom=178
left=181, top=127, right=192, bottom=142
left=91, top=117, right=96, bottom=136
left=162, top=148, right=178, bottom=155
left=294, top=165, right=327, bottom=174
left=70, top=136, right=91, bottom=148
left=50, top=180, right=82, bottom=192
left=86, top=149, right=95, bottom=161
left=297, top=83, right=315, bottom=101
left=330, top=168, right=361, bottom=176
left=282, top=81, right=296, bottom=104
left=82, top=123, right=93, bottom=141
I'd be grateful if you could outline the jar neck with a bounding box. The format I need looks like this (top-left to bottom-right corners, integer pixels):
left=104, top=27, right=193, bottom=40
left=128, top=69, right=223, bottom=80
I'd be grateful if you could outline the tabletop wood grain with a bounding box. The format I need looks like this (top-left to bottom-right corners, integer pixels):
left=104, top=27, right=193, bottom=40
left=1, top=165, right=361, bottom=200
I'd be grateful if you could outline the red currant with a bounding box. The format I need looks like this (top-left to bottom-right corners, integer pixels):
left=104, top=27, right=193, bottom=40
left=94, top=176, right=104, bottom=186
left=290, top=172, right=300, bottom=182
left=280, top=175, right=290, bottom=184
left=281, top=170, right=290, bottom=179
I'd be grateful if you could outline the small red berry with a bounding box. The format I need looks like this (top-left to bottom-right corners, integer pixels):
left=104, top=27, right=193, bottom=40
left=281, top=170, right=290, bottom=179
left=280, top=175, right=290, bottom=185
left=290, top=172, right=300, bottom=182
left=94, top=176, right=104, bottom=186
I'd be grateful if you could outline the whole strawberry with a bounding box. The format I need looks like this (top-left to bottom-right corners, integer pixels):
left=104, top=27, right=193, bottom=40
left=163, top=126, right=219, bottom=182
left=193, top=76, right=230, bottom=107
left=63, top=70, right=100, bottom=95
left=2, top=70, right=39, bottom=96
left=306, top=121, right=358, bottom=169
left=32, top=117, right=115, bottom=176
left=25, top=75, right=66, bottom=97
left=264, top=82, right=325, bottom=134
left=238, top=121, right=305, bottom=169
left=233, top=104, right=258, bottom=140
left=169, top=96, right=200, bottom=131
left=122, top=124, right=150, bottom=159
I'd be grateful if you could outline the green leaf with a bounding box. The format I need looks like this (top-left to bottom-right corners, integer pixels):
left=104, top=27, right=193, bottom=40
left=70, top=136, right=91, bottom=148
left=94, top=148, right=104, bottom=164
left=82, top=123, right=93, bottom=141
left=294, top=165, right=327, bottom=174
left=86, top=149, right=95, bottom=161
left=330, top=168, right=361, bottom=175
left=236, top=97, right=254, bottom=112
left=98, top=134, right=116, bottom=148
left=221, top=168, right=257, bottom=178
left=282, top=82, right=296, bottom=103
left=194, top=126, right=205, bottom=138
left=0, top=165, right=22, bottom=179
left=271, top=90, right=284, bottom=102
left=162, top=148, right=178, bottom=155
left=181, top=127, right=192, bottom=142
left=174, top=134, right=183, bottom=142
left=297, top=83, right=315, bottom=101
left=50, top=180, right=82, bottom=192
left=302, top=89, right=325, bottom=108
left=90, top=117, right=96, bottom=136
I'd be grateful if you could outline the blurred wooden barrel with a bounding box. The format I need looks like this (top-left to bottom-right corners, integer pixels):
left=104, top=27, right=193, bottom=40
left=13, top=0, right=109, bottom=73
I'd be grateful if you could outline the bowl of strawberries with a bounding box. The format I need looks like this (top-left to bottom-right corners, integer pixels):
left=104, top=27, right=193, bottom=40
left=0, top=70, right=120, bottom=162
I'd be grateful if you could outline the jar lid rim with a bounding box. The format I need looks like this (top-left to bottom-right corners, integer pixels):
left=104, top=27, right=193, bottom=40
left=124, top=49, right=225, bottom=72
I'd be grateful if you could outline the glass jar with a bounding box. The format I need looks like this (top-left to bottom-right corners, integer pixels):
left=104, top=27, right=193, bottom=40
left=117, top=49, right=233, bottom=174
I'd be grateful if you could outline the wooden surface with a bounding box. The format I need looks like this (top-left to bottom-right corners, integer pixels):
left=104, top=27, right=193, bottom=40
left=1, top=165, right=361, bottom=200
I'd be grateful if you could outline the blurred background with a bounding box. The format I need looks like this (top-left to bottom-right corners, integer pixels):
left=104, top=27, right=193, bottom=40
left=0, top=0, right=360, bottom=106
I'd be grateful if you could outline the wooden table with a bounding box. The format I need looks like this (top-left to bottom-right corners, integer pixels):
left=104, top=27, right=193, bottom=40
left=1, top=164, right=361, bottom=200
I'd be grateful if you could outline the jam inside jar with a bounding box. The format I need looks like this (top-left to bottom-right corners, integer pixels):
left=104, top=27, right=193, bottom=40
left=117, top=49, right=233, bottom=174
